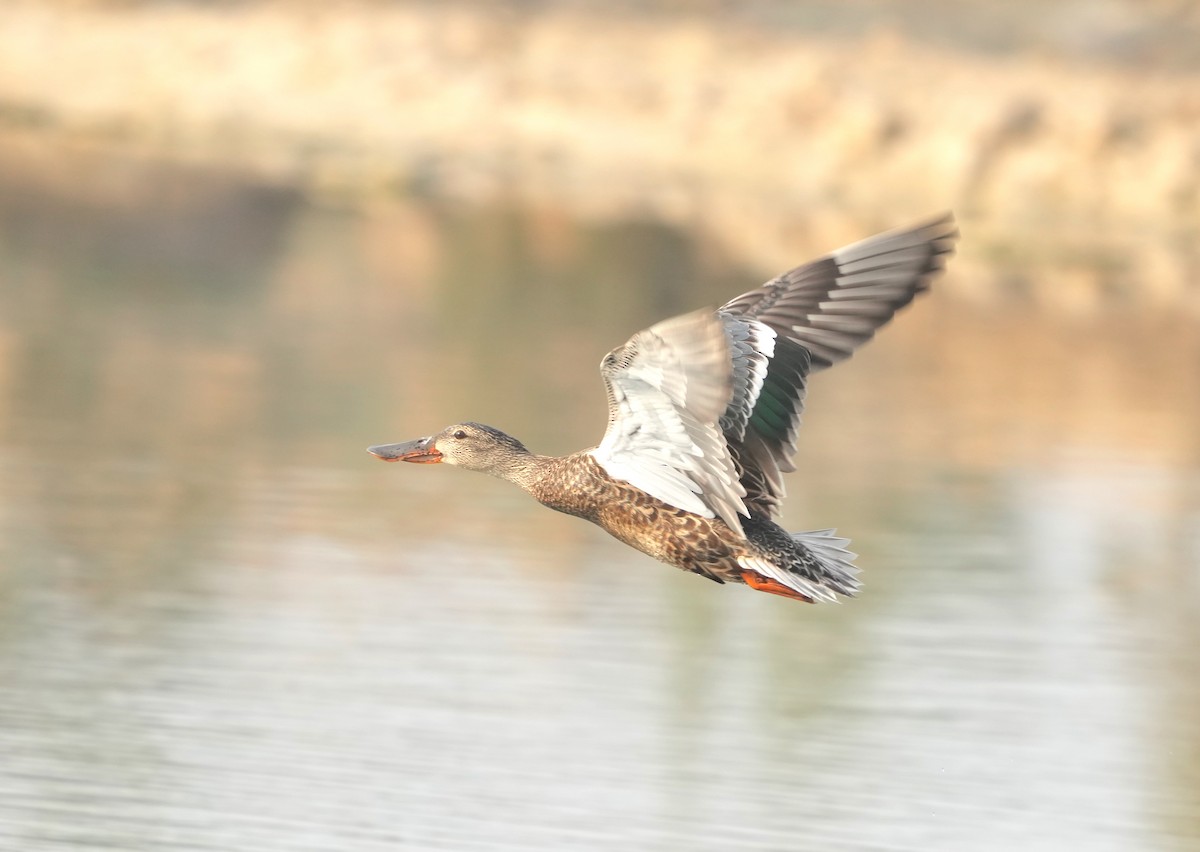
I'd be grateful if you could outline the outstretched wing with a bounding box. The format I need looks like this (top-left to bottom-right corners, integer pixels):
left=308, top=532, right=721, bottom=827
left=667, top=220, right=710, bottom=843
left=722, top=213, right=958, bottom=370
left=721, top=214, right=959, bottom=517
left=591, top=309, right=748, bottom=534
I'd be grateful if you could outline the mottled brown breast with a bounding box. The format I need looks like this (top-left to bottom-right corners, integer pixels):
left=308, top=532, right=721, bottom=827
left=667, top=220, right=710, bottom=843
left=529, top=452, right=747, bottom=578
left=526, top=452, right=612, bottom=522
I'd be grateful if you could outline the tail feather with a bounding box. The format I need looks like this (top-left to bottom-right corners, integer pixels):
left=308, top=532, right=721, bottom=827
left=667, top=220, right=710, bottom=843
left=792, top=528, right=860, bottom=598
left=737, top=527, right=860, bottom=603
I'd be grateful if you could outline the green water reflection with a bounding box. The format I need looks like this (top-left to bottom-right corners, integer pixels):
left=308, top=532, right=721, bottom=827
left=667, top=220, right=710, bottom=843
left=0, top=145, right=1198, bottom=850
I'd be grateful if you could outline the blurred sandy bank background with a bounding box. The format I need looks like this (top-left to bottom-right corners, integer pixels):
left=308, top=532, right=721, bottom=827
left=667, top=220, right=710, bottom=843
left=1, top=0, right=1198, bottom=312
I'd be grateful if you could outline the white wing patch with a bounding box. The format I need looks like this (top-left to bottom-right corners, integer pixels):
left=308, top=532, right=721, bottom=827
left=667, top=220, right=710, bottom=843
left=591, top=309, right=748, bottom=534
left=719, top=316, right=776, bottom=442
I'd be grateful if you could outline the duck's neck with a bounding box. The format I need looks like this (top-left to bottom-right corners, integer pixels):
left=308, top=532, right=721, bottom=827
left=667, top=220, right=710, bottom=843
left=483, top=448, right=556, bottom=493
left=487, top=448, right=602, bottom=521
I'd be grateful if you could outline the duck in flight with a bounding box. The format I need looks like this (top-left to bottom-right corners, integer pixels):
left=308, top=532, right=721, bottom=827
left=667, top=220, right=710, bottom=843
left=370, top=215, right=958, bottom=602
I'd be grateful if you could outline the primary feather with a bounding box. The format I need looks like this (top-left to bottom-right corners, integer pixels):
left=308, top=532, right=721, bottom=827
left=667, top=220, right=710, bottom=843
left=718, top=213, right=958, bottom=519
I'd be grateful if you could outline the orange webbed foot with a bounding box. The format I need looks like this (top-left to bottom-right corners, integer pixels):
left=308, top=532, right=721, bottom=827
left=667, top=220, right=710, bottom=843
left=739, top=570, right=814, bottom=603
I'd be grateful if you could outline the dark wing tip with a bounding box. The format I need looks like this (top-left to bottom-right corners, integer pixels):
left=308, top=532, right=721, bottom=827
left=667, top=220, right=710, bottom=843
left=724, top=212, right=960, bottom=371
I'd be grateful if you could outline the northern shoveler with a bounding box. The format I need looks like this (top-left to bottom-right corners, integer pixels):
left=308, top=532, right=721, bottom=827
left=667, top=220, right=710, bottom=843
left=370, top=214, right=957, bottom=602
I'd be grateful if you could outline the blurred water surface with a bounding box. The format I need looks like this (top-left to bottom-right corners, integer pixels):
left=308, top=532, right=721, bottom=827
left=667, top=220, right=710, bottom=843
left=1, top=143, right=1199, bottom=851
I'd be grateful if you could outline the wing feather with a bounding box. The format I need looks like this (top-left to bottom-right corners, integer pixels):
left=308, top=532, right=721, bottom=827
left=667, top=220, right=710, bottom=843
left=592, top=309, right=748, bottom=534
left=721, top=213, right=958, bottom=372
left=592, top=215, right=957, bottom=528
left=720, top=213, right=958, bottom=517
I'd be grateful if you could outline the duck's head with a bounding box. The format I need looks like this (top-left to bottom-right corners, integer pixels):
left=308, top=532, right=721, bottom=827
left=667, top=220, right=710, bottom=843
left=368, top=422, right=530, bottom=473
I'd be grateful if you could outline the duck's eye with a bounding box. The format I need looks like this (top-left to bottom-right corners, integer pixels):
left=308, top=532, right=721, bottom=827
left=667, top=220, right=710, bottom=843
left=453, top=430, right=467, bottom=440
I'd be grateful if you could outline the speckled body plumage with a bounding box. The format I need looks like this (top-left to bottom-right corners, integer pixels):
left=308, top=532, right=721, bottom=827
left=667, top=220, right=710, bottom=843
left=529, top=452, right=746, bottom=579
left=502, top=451, right=857, bottom=600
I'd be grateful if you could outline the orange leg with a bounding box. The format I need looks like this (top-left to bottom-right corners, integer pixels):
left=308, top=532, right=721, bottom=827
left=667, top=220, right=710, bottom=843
left=740, top=570, right=814, bottom=603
